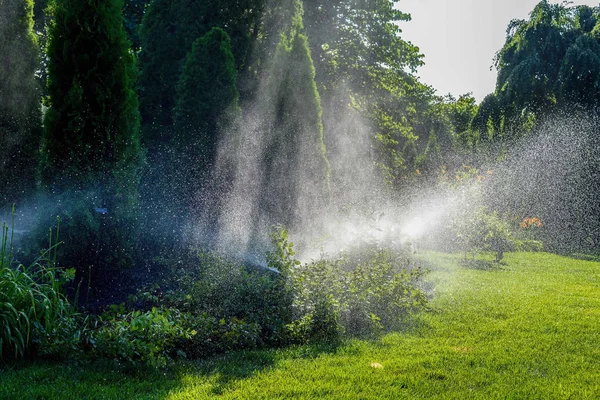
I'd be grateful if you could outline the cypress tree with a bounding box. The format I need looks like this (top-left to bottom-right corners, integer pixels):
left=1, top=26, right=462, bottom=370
left=259, top=0, right=330, bottom=230
left=171, top=27, right=240, bottom=240
left=174, top=27, right=239, bottom=168
left=138, top=0, right=263, bottom=143
left=0, top=0, right=41, bottom=207
left=42, top=0, right=142, bottom=286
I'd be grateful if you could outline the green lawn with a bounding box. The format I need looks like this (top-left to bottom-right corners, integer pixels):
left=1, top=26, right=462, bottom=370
left=2, top=252, right=600, bottom=399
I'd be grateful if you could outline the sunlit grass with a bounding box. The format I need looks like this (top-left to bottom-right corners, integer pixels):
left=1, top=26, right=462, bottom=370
left=2, top=252, right=600, bottom=399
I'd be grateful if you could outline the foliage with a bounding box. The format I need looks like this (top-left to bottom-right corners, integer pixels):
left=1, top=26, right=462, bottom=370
left=300, top=0, right=427, bottom=186
left=415, top=132, right=444, bottom=177
left=90, top=305, right=194, bottom=368
left=170, top=27, right=240, bottom=233
left=303, top=0, right=422, bottom=94
left=475, top=209, right=515, bottom=262
left=122, top=0, right=150, bottom=52
left=0, top=0, right=41, bottom=207
left=556, top=34, right=600, bottom=105
left=0, top=214, right=82, bottom=361
left=470, top=93, right=503, bottom=145
left=137, top=0, right=262, bottom=256
left=164, top=250, right=293, bottom=347
left=266, top=224, right=301, bottom=275
left=450, top=206, right=546, bottom=262
left=256, top=1, right=331, bottom=231
left=138, top=0, right=263, bottom=133
left=180, top=314, right=262, bottom=359
left=174, top=27, right=239, bottom=155
left=269, top=228, right=429, bottom=341
left=484, top=0, right=600, bottom=143
left=42, top=0, right=143, bottom=282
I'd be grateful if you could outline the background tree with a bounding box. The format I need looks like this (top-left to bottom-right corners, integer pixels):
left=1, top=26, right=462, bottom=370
left=137, top=0, right=265, bottom=255
left=123, top=0, right=150, bottom=52
left=171, top=27, right=241, bottom=243
left=42, top=0, right=142, bottom=289
left=256, top=0, right=330, bottom=232
left=444, top=94, right=478, bottom=151
left=299, top=0, right=425, bottom=188
left=0, top=0, right=41, bottom=207
left=471, top=93, right=503, bottom=146
left=556, top=34, right=600, bottom=106
left=138, top=0, right=264, bottom=141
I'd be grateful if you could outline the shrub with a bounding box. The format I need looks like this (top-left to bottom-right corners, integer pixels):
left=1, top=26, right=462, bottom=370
left=180, top=314, right=262, bottom=359
left=287, top=249, right=428, bottom=340
left=269, top=227, right=429, bottom=342
left=450, top=208, right=544, bottom=262
left=451, top=207, right=516, bottom=262
left=167, top=251, right=293, bottom=346
left=89, top=305, right=195, bottom=368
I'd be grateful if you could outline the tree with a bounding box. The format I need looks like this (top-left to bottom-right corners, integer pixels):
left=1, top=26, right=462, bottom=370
left=171, top=27, right=241, bottom=238
left=257, top=0, right=330, bottom=232
left=300, top=0, right=426, bottom=188
left=471, top=94, right=503, bottom=144
left=42, top=0, right=142, bottom=288
left=445, top=94, right=478, bottom=151
left=123, top=0, right=150, bottom=52
left=138, top=0, right=264, bottom=140
left=0, top=0, right=41, bottom=207
left=492, top=2, right=600, bottom=130
left=416, top=131, right=443, bottom=177
left=556, top=34, right=600, bottom=106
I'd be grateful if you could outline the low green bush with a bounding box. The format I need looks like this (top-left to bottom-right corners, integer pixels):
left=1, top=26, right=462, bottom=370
left=166, top=251, right=293, bottom=346
left=285, top=248, right=429, bottom=341
left=268, top=226, right=429, bottom=342
left=89, top=305, right=195, bottom=368
left=75, top=227, right=428, bottom=367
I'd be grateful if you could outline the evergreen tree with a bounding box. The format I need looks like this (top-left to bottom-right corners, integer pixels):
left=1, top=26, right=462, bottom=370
left=0, top=0, right=41, bottom=207
left=137, top=0, right=263, bottom=254
left=258, top=0, right=330, bottom=230
left=172, top=27, right=240, bottom=238
left=174, top=27, right=239, bottom=159
left=138, top=0, right=263, bottom=142
left=42, top=0, right=142, bottom=287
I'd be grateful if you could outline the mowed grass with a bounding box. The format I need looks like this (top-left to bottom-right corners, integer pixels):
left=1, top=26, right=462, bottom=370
left=2, top=252, right=600, bottom=399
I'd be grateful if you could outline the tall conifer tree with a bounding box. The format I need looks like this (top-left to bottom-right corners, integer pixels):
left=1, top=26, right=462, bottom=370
left=259, top=0, right=330, bottom=230
left=171, top=27, right=240, bottom=239
left=42, top=0, right=142, bottom=284
left=0, top=0, right=41, bottom=207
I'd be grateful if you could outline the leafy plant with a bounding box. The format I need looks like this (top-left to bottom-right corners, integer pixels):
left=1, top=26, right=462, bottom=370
left=128, top=248, right=294, bottom=357
left=269, top=227, right=429, bottom=342
left=266, top=224, right=301, bottom=275
left=0, top=211, right=81, bottom=360
left=90, top=306, right=195, bottom=368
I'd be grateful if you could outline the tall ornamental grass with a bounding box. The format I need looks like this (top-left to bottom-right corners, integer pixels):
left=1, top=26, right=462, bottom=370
left=0, top=209, right=78, bottom=360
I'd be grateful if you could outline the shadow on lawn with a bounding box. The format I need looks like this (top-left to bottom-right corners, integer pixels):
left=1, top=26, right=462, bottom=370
left=0, top=343, right=342, bottom=399
left=175, top=342, right=341, bottom=396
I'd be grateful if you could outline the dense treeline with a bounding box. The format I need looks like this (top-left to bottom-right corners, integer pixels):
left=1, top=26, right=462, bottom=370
left=3, top=0, right=600, bottom=294
left=468, top=1, right=600, bottom=252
